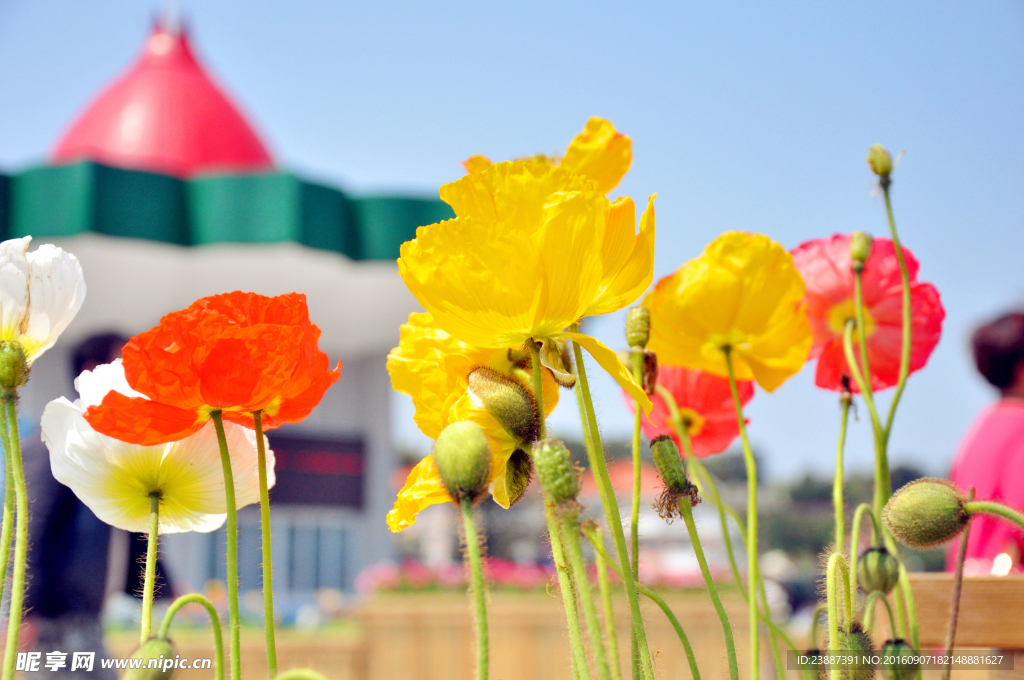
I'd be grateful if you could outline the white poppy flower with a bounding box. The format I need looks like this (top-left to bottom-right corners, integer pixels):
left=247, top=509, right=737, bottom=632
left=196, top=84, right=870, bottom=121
left=41, top=360, right=275, bottom=533
left=0, top=236, right=86, bottom=364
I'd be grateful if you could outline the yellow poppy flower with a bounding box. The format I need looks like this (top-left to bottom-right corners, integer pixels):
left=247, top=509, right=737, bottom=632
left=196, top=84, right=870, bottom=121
left=645, top=231, right=813, bottom=392
left=463, top=117, right=632, bottom=195
left=385, top=312, right=561, bottom=531
left=398, top=160, right=654, bottom=411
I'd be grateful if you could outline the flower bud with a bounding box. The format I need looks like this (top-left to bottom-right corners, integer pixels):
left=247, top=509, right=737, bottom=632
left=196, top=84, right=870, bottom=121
left=857, top=546, right=900, bottom=594
left=879, top=639, right=919, bottom=680
left=626, top=306, right=651, bottom=348
left=850, top=231, right=873, bottom=267
left=433, top=421, right=492, bottom=502
left=883, top=478, right=969, bottom=548
left=533, top=438, right=579, bottom=503
left=468, top=368, right=538, bottom=444
left=827, top=627, right=875, bottom=680
left=650, top=435, right=688, bottom=495
left=0, top=341, right=29, bottom=389
left=123, top=638, right=176, bottom=680
left=867, top=144, right=893, bottom=178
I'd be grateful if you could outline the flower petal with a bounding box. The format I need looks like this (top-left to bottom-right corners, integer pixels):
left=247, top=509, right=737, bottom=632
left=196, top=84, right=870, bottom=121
left=74, top=359, right=143, bottom=408
left=386, top=455, right=452, bottom=532
left=21, top=244, right=86, bottom=363
left=559, top=331, right=652, bottom=414
left=585, top=194, right=656, bottom=317
left=0, top=237, right=31, bottom=350
left=85, top=391, right=204, bottom=446
left=560, top=117, right=633, bottom=195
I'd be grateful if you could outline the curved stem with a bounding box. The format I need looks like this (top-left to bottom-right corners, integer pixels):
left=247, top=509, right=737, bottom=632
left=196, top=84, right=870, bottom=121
left=855, top=272, right=892, bottom=518
left=529, top=341, right=547, bottom=440
left=586, top=536, right=702, bottom=680
left=862, top=590, right=897, bottom=637
left=547, top=509, right=590, bottom=680
left=842, top=322, right=889, bottom=521
left=140, top=493, right=161, bottom=644
left=678, top=497, right=739, bottom=680
left=159, top=593, right=225, bottom=680
left=461, top=497, right=490, bottom=680
left=0, top=421, right=14, bottom=610
left=562, top=510, right=612, bottom=680
left=810, top=602, right=826, bottom=649
left=587, top=525, right=623, bottom=680
left=834, top=398, right=851, bottom=550
left=964, top=500, right=1024, bottom=530
left=1, top=394, right=28, bottom=680
left=825, top=553, right=851, bottom=680
left=570, top=338, right=655, bottom=680
left=722, top=349, right=760, bottom=680
left=882, top=185, right=913, bottom=442
left=212, top=412, right=241, bottom=680
left=252, top=411, right=278, bottom=677
left=848, top=503, right=881, bottom=606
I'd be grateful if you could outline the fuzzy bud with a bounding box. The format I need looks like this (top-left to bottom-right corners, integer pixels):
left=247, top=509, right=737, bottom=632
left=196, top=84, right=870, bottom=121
left=826, top=627, right=875, bottom=680
left=533, top=438, right=579, bottom=503
left=867, top=144, right=893, bottom=178
left=857, top=547, right=900, bottom=594
left=626, top=306, right=651, bottom=348
left=433, top=421, right=492, bottom=501
left=850, top=231, right=873, bottom=268
left=880, top=640, right=919, bottom=680
left=651, top=435, right=689, bottom=495
left=123, top=638, right=177, bottom=680
left=468, top=368, right=538, bottom=444
left=0, top=342, right=28, bottom=390
left=883, top=478, right=969, bottom=548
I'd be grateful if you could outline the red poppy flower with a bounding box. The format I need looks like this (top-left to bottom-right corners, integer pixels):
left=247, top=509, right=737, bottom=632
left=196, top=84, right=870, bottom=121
left=791, top=234, right=944, bottom=392
left=623, top=365, right=754, bottom=458
left=85, top=292, right=342, bottom=445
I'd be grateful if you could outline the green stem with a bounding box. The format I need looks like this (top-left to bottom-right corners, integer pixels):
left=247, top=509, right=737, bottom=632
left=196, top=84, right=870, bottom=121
left=529, top=341, right=547, bottom=440
left=0, top=420, right=14, bottom=610
left=810, top=602, right=826, bottom=649
left=862, top=591, right=897, bottom=637
left=140, top=493, right=160, bottom=644
left=964, top=500, right=1024, bottom=530
left=159, top=593, right=225, bottom=680
left=460, top=497, right=489, bottom=680
left=252, top=411, right=278, bottom=678
left=825, top=553, right=852, bottom=680
left=722, top=349, right=760, bottom=680
left=678, top=496, right=739, bottom=680
left=547, top=510, right=590, bottom=680
left=943, top=490, right=974, bottom=680
left=882, top=184, right=913, bottom=443
left=587, top=524, right=623, bottom=680
left=1, top=393, right=27, bottom=680
left=586, top=536, right=702, bottom=680
left=212, top=412, right=241, bottom=680
left=570, top=338, right=655, bottom=680
left=834, top=397, right=851, bottom=551
left=561, top=510, right=612, bottom=680
left=841, top=321, right=888, bottom=520
left=629, top=350, right=644, bottom=680
left=848, top=503, right=881, bottom=606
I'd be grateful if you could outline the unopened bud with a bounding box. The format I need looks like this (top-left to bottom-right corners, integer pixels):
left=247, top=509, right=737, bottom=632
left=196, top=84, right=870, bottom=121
left=857, top=547, right=900, bottom=594
left=626, top=307, right=651, bottom=348
left=651, top=435, right=689, bottom=495
left=867, top=144, right=893, bottom=177
left=0, top=341, right=28, bottom=389
left=123, top=638, right=176, bottom=680
left=468, top=368, right=538, bottom=444
left=827, top=627, right=875, bottom=680
left=883, top=478, right=968, bottom=548
left=533, top=438, right=579, bottom=503
left=495, top=449, right=533, bottom=508
left=880, top=640, right=919, bottom=680
left=433, top=421, right=492, bottom=501
left=850, top=231, right=873, bottom=268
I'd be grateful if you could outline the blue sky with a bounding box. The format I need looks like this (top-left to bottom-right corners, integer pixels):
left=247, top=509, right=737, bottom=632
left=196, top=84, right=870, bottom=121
left=2, top=1, right=1023, bottom=479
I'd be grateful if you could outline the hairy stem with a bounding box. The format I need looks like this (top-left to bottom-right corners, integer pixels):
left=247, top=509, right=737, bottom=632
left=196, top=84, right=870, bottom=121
left=943, top=490, right=974, bottom=680
left=825, top=553, right=852, bottom=680
left=587, top=525, right=623, bottom=680
left=629, top=350, right=644, bottom=680
left=834, top=397, right=851, bottom=551
left=212, top=412, right=241, bottom=680
left=964, top=500, right=1024, bottom=530
left=1, top=394, right=28, bottom=680
left=882, top=184, right=913, bottom=442
left=159, top=593, right=225, bottom=680
left=562, top=510, right=612, bottom=680
left=140, top=493, right=160, bottom=644
left=461, top=497, right=490, bottom=680
left=252, top=411, right=278, bottom=677
left=548, top=510, right=590, bottom=680
left=529, top=341, right=547, bottom=440
left=0, top=419, right=14, bottom=611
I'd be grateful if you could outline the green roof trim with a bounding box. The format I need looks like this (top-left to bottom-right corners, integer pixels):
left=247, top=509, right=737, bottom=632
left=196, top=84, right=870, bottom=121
left=0, top=161, right=453, bottom=261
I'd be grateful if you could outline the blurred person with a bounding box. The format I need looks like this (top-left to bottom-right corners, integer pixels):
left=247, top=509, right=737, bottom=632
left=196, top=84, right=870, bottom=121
left=947, top=312, right=1024, bottom=574
left=21, top=332, right=169, bottom=678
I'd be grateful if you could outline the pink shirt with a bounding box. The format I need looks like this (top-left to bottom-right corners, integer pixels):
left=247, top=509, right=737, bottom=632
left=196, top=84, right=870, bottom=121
left=947, top=400, right=1024, bottom=573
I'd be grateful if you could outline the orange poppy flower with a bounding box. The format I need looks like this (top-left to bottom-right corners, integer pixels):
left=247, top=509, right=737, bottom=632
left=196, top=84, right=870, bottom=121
left=85, top=292, right=341, bottom=445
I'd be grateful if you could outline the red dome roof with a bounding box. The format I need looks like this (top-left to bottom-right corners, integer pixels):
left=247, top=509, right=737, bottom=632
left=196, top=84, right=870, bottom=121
left=52, top=24, right=273, bottom=177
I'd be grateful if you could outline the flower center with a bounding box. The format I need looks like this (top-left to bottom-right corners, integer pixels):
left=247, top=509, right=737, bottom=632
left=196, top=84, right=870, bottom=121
left=826, top=300, right=876, bottom=341
left=677, top=407, right=706, bottom=438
